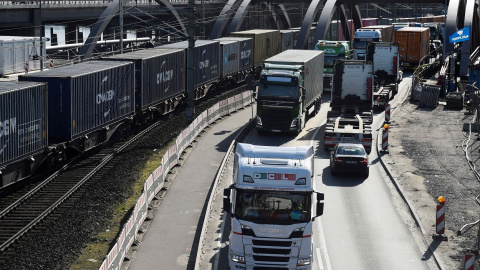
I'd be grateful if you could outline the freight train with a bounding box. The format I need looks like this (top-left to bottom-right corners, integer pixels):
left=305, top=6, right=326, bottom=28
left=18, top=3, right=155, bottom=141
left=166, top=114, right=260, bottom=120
left=0, top=29, right=288, bottom=188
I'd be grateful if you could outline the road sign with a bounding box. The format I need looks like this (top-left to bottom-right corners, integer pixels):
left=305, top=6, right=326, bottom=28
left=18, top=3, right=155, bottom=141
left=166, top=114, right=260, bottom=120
left=449, top=26, right=470, bottom=43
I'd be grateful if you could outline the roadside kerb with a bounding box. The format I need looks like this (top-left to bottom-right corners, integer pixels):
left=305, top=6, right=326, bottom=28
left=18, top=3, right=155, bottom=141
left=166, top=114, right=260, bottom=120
left=375, top=85, right=445, bottom=270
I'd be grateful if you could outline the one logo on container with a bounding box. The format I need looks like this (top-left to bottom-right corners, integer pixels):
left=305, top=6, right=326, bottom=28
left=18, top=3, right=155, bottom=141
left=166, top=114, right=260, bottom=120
left=0, top=117, right=16, bottom=154
left=157, top=60, right=173, bottom=93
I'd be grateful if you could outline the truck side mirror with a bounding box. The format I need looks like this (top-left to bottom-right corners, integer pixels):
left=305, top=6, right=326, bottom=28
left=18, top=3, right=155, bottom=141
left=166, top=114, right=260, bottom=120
left=223, top=197, right=231, bottom=214
left=314, top=192, right=325, bottom=219
left=301, top=87, right=306, bottom=100
left=223, top=188, right=231, bottom=214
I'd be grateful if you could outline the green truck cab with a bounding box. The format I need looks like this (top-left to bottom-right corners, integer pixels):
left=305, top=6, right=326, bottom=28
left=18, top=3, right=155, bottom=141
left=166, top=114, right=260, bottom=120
left=315, top=40, right=351, bottom=91
left=256, top=50, right=324, bottom=134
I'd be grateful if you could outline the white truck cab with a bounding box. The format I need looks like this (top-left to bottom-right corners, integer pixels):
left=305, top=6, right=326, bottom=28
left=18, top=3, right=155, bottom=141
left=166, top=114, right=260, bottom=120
left=353, top=29, right=381, bottom=60
left=223, top=143, right=324, bottom=269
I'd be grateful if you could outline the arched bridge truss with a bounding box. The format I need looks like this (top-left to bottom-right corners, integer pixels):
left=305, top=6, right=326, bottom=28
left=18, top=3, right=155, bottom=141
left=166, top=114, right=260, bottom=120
left=82, top=0, right=479, bottom=76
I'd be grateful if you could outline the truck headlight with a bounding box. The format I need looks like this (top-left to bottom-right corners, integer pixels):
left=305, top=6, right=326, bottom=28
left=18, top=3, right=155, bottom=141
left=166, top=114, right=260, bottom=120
left=290, top=118, right=298, bottom=128
left=231, top=253, right=246, bottom=264
left=256, top=115, right=262, bottom=126
left=297, top=256, right=311, bottom=266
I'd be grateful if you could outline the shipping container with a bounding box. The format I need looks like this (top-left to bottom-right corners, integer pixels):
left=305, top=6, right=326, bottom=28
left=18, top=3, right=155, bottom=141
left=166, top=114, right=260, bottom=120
left=0, top=81, right=48, bottom=187
left=362, top=18, right=378, bottom=27
left=229, top=29, right=281, bottom=69
left=0, top=36, right=45, bottom=76
left=161, top=40, right=220, bottom=89
left=0, top=81, right=47, bottom=166
left=327, top=21, right=340, bottom=41
left=395, top=27, right=431, bottom=67
left=379, top=18, right=393, bottom=25
left=214, top=37, right=254, bottom=73
left=102, top=48, right=186, bottom=112
left=288, top=26, right=316, bottom=49
left=280, top=30, right=295, bottom=51
left=213, top=39, right=239, bottom=78
left=361, top=25, right=395, bottom=43
left=19, top=61, right=135, bottom=141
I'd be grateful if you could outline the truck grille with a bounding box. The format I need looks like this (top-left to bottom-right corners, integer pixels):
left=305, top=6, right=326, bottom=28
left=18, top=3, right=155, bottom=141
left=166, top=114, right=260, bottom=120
left=250, top=239, right=293, bottom=265
left=254, top=267, right=289, bottom=270
left=261, top=108, right=293, bottom=130
left=253, top=256, right=290, bottom=262
left=323, top=75, right=332, bottom=89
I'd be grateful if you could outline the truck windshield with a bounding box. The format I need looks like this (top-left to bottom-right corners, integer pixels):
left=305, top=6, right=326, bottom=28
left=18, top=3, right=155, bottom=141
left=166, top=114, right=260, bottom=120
left=258, top=83, right=299, bottom=99
left=235, top=190, right=311, bottom=223
left=325, top=55, right=344, bottom=67
left=354, top=39, right=379, bottom=49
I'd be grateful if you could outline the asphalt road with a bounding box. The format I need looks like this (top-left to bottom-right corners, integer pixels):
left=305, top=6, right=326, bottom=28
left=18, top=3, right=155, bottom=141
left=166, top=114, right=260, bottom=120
left=125, top=72, right=474, bottom=270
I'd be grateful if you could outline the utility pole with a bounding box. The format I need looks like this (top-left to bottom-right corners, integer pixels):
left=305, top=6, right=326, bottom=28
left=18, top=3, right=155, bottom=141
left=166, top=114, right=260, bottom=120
left=119, top=0, right=124, bottom=54
left=39, top=0, right=44, bottom=70
left=186, top=0, right=195, bottom=123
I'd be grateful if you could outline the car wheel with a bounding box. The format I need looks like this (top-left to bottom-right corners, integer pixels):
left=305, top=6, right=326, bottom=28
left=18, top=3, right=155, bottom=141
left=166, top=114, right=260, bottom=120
left=364, top=169, right=369, bottom=178
left=331, top=167, right=336, bottom=176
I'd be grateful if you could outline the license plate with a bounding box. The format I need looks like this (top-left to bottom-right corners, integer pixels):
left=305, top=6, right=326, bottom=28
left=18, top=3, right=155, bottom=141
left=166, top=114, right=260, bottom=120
left=271, top=129, right=281, bottom=133
left=341, top=137, right=353, bottom=141
left=346, top=161, right=357, bottom=164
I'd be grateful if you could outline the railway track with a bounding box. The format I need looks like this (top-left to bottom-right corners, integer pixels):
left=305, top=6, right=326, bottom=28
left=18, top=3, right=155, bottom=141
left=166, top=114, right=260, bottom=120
left=0, top=117, right=164, bottom=259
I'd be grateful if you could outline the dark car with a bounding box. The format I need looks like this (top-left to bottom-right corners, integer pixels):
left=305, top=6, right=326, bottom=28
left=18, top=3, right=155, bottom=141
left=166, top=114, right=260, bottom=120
left=330, top=143, right=369, bottom=177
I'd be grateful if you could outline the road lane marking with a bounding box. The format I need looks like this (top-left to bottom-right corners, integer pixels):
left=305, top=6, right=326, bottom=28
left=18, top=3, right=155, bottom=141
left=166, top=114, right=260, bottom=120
left=310, top=123, right=332, bottom=270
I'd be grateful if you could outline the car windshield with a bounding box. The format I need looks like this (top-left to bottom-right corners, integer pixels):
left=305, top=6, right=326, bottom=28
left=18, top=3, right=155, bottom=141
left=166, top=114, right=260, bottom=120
left=235, top=190, right=311, bottom=223
left=337, top=146, right=365, bottom=155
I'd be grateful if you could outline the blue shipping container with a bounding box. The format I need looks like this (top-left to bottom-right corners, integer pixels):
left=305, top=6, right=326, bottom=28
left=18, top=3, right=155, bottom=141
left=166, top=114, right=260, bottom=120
left=160, top=40, right=220, bottom=89
left=103, top=48, right=186, bottom=111
left=0, top=81, right=48, bottom=165
left=19, top=61, right=135, bottom=141
left=214, top=37, right=254, bottom=73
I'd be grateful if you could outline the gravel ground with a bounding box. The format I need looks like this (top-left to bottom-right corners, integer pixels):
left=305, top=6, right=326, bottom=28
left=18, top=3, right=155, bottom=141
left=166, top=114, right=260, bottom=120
left=0, top=86, right=247, bottom=270
left=385, top=95, right=480, bottom=269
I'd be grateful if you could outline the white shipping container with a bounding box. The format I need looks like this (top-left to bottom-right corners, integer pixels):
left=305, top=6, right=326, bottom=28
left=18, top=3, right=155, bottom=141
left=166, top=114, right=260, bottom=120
left=0, top=36, right=45, bottom=76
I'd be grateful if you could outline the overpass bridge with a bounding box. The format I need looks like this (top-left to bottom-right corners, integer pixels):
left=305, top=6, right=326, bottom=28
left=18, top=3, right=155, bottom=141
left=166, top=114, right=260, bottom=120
left=0, top=0, right=478, bottom=77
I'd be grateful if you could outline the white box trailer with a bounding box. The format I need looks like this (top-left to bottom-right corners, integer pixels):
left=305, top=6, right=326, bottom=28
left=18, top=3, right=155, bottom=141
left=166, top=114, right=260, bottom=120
left=0, top=36, right=45, bottom=76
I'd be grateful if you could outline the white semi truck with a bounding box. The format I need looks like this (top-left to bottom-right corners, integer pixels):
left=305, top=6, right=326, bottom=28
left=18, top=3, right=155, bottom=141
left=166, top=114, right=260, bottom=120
left=223, top=143, right=325, bottom=269
left=353, top=29, right=381, bottom=60
left=324, top=60, right=374, bottom=153
left=367, top=42, right=401, bottom=108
